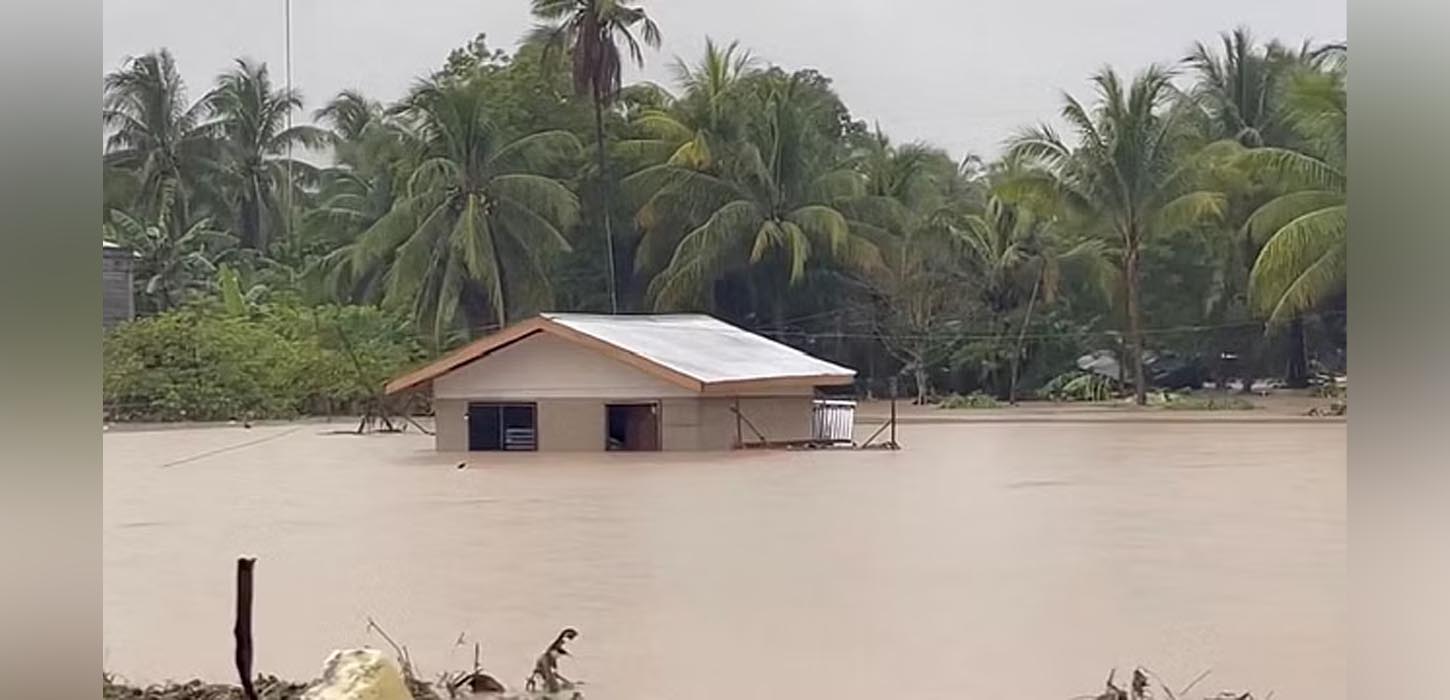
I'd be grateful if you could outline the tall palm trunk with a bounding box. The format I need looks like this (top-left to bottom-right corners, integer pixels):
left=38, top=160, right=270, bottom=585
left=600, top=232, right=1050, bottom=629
left=1284, top=316, right=1309, bottom=387
left=240, top=193, right=262, bottom=251
left=1125, top=246, right=1148, bottom=405
left=1008, top=268, right=1043, bottom=405
left=593, top=96, right=619, bottom=313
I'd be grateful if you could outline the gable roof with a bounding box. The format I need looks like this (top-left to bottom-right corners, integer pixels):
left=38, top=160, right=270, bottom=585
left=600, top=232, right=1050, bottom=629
left=384, top=313, right=855, bottom=396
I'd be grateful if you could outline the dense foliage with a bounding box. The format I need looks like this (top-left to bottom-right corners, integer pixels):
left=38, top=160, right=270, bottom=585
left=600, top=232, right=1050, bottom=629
left=101, top=12, right=1347, bottom=412
left=103, top=302, right=423, bottom=421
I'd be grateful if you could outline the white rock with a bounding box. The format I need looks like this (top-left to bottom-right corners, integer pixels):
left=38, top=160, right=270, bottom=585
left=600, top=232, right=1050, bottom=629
left=303, top=648, right=413, bottom=700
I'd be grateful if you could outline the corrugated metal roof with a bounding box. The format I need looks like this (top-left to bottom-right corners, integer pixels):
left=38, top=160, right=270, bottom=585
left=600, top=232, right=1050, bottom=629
left=542, top=313, right=854, bottom=384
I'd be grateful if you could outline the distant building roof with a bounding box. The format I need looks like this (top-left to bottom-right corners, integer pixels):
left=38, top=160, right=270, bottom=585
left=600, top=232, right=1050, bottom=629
left=385, top=313, right=855, bottom=396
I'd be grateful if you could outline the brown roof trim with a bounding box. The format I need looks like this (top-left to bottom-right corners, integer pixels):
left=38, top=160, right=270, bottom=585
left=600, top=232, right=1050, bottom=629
left=383, top=318, right=550, bottom=395
left=383, top=316, right=708, bottom=396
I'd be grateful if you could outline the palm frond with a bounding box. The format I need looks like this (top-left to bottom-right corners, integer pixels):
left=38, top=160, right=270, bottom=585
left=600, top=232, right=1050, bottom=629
left=1249, top=204, right=1347, bottom=322
left=1244, top=190, right=1344, bottom=245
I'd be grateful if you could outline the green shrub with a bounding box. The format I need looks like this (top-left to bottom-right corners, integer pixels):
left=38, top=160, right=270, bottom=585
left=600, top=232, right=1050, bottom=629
left=938, top=392, right=1001, bottom=409
left=1160, top=394, right=1256, bottom=411
left=103, top=302, right=423, bottom=421
left=1038, top=370, right=1118, bottom=402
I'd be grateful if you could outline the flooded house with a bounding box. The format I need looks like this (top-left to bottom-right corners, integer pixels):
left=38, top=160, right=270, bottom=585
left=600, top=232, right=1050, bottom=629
left=385, top=313, right=856, bottom=452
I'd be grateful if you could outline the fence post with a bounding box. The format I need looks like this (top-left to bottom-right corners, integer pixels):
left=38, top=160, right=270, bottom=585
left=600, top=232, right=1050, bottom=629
left=234, top=557, right=258, bottom=700
left=889, top=377, right=898, bottom=448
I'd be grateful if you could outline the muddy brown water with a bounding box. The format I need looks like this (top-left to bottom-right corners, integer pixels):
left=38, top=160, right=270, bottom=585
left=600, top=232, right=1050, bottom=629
left=104, top=419, right=1344, bottom=699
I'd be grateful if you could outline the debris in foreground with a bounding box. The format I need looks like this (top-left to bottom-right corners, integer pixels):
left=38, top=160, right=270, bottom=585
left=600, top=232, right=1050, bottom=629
left=1085, top=667, right=1261, bottom=700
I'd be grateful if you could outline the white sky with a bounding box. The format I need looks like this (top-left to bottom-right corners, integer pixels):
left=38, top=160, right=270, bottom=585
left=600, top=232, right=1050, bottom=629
left=103, top=0, right=1346, bottom=159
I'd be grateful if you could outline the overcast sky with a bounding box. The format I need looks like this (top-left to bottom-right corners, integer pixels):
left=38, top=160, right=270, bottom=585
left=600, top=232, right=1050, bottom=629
left=103, top=0, right=1345, bottom=158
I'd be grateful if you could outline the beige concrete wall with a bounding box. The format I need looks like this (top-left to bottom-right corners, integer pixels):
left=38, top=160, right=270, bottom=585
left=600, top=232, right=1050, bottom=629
left=691, top=396, right=816, bottom=450
left=434, top=398, right=468, bottom=452
left=660, top=398, right=703, bottom=451
left=537, top=399, right=606, bottom=451
left=434, top=393, right=815, bottom=453
left=434, top=333, right=696, bottom=400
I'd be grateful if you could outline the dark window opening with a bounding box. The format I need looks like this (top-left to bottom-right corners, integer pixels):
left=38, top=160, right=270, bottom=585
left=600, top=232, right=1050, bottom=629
left=467, top=402, right=536, bottom=451
left=606, top=403, right=660, bottom=451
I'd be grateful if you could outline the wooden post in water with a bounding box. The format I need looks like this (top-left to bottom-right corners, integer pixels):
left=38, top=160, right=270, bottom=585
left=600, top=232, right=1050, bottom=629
left=734, top=396, right=743, bottom=448
left=234, top=557, right=258, bottom=700
left=889, top=377, right=898, bottom=448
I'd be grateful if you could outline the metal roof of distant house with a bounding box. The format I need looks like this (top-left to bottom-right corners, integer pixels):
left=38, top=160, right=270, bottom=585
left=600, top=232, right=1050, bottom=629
left=384, top=312, right=856, bottom=396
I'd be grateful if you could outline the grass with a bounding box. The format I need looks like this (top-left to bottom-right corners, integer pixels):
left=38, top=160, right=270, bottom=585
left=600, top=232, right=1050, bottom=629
left=1158, top=394, right=1257, bottom=411
left=937, top=392, right=1002, bottom=409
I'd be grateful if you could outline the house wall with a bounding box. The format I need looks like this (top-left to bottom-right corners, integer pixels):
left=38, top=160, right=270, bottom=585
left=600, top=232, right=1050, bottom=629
left=696, top=396, right=816, bottom=450
left=435, top=398, right=467, bottom=452
left=433, top=394, right=816, bottom=452
left=537, top=399, right=606, bottom=451
left=434, top=333, right=697, bottom=400
left=427, top=333, right=820, bottom=452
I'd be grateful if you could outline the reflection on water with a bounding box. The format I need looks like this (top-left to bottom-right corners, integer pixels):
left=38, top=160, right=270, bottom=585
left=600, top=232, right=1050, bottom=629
left=104, top=420, right=1344, bottom=699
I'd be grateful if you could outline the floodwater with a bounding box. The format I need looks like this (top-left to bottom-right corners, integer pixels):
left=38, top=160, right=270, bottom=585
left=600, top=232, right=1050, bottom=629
left=104, top=418, right=1344, bottom=699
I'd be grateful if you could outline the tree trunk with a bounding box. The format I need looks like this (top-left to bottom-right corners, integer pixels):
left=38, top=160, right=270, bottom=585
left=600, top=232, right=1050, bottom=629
left=1008, top=269, right=1043, bottom=406
left=914, top=364, right=928, bottom=405
left=1125, top=248, right=1148, bottom=406
left=240, top=194, right=261, bottom=251
left=1284, top=316, right=1309, bottom=388
left=593, top=96, right=619, bottom=314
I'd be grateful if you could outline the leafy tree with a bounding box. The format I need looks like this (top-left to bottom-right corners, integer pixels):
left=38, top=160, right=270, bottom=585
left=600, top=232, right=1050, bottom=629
left=102, top=49, right=216, bottom=229
left=1007, top=66, right=1225, bottom=404
left=1243, top=65, right=1347, bottom=325
left=1184, top=28, right=1340, bottom=387
left=630, top=73, right=882, bottom=320
left=206, top=59, right=330, bottom=251
left=531, top=0, right=662, bottom=312
left=345, top=78, right=583, bottom=341
left=957, top=189, right=1111, bottom=402
left=103, top=183, right=235, bottom=312
left=841, top=135, right=976, bottom=402
left=1184, top=27, right=1305, bottom=148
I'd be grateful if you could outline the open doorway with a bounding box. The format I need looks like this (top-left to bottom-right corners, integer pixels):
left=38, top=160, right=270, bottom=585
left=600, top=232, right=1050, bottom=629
left=606, top=403, right=660, bottom=451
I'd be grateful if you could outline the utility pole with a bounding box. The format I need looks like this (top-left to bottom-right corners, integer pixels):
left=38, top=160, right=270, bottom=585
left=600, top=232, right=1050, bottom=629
left=284, top=0, right=293, bottom=248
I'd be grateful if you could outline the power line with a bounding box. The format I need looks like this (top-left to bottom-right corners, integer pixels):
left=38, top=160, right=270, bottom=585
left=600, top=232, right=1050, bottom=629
left=445, top=310, right=1343, bottom=345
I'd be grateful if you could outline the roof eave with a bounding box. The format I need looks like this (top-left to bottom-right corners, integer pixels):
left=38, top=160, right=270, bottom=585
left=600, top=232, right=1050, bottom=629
left=700, top=373, right=857, bottom=395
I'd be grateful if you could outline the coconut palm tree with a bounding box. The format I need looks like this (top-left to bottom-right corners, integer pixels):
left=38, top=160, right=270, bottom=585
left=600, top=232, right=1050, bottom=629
left=1007, top=66, right=1225, bottom=404
left=345, top=79, right=583, bottom=341
left=1185, top=30, right=1344, bottom=386
left=841, top=137, right=977, bottom=403
left=631, top=75, right=882, bottom=317
left=1184, top=27, right=1307, bottom=149
left=303, top=91, right=410, bottom=257
left=957, top=189, right=1112, bottom=402
left=615, top=38, right=759, bottom=171
left=102, top=49, right=215, bottom=228
left=205, top=59, right=330, bottom=251
left=530, top=0, right=663, bottom=313
left=1243, top=65, right=1346, bottom=326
